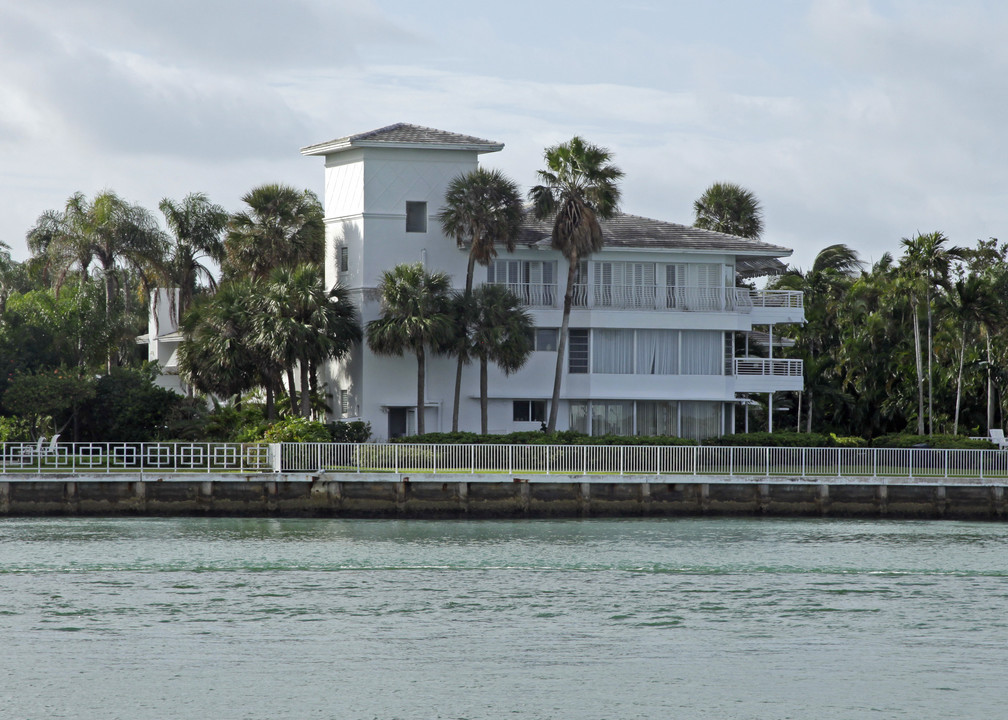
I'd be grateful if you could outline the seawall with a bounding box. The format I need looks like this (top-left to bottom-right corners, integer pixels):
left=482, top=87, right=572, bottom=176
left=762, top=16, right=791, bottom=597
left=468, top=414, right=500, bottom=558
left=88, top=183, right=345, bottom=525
left=1, top=473, right=1006, bottom=520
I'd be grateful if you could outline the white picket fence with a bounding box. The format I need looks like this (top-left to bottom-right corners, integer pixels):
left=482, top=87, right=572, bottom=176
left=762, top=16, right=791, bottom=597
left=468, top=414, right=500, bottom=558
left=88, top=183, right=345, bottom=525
left=2, top=442, right=1007, bottom=483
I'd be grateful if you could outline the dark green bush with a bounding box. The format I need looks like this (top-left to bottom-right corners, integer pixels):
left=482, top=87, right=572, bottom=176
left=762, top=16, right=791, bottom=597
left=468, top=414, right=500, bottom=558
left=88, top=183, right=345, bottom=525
left=869, top=434, right=993, bottom=450
left=394, top=431, right=696, bottom=446
left=329, top=420, right=372, bottom=443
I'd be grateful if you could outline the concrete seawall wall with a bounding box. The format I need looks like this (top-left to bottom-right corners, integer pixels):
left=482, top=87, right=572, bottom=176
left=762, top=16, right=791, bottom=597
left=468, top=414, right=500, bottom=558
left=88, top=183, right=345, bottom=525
left=1, top=474, right=1007, bottom=520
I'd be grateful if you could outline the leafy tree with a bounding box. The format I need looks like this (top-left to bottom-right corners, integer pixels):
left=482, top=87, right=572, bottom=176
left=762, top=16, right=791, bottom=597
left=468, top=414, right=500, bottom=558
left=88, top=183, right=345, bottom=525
left=159, top=192, right=228, bottom=316
left=366, top=263, right=453, bottom=435
left=3, top=369, right=96, bottom=439
left=78, top=366, right=184, bottom=442
left=900, top=231, right=964, bottom=435
left=693, top=182, right=764, bottom=239
left=259, top=263, right=361, bottom=418
left=178, top=280, right=280, bottom=416
left=224, top=184, right=324, bottom=280
left=27, top=191, right=168, bottom=372
left=438, top=167, right=524, bottom=431
left=467, top=284, right=533, bottom=433
left=775, top=244, right=862, bottom=432
left=528, top=136, right=623, bottom=431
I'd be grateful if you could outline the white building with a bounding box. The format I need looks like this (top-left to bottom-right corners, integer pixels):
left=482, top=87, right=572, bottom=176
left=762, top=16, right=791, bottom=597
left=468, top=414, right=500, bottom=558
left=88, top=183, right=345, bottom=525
left=301, top=123, right=804, bottom=440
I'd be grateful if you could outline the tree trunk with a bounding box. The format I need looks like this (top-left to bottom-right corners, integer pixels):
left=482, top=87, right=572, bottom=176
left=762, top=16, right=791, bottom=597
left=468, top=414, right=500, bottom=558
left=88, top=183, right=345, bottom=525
left=104, top=267, right=116, bottom=374
left=299, top=359, right=311, bottom=419
left=547, top=254, right=578, bottom=432
left=286, top=366, right=298, bottom=416
left=415, top=347, right=427, bottom=435
left=806, top=390, right=813, bottom=434
left=927, top=293, right=934, bottom=436
left=912, top=303, right=925, bottom=435
left=452, top=253, right=478, bottom=432
left=266, top=382, right=275, bottom=421
left=480, top=355, right=489, bottom=434
left=954, top=324, right=966, bottom=435
left=987, top=333, right=995, bottom=433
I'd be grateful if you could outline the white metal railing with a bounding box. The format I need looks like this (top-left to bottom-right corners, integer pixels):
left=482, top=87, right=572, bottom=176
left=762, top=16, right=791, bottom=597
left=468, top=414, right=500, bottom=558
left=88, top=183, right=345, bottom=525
left=0, top=442, right=273, bottom=475
left=4, top=442, right=1007, bottom=484
left=281, top=443, right=1008, bottom=482
left=734, top=357, right=804, bottom=377
left=750, top=290, right=804, bottom=309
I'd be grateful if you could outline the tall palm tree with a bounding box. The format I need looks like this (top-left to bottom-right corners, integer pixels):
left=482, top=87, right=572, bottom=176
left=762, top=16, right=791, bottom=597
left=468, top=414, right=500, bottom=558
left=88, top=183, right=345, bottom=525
left=178, top=279, right=274, bottom=412
left=29, top=191, right=168, bottom=372
left=438, top=167, right=524, bottom=431
left=693, top=182, right=764, bottom=239
left=468, top=284, right=533, bottom=433
left=224, top=184, right=324, bottom=280
left=260, top=263, right=361, bottom=419
left=366, top=263, right=453, bottom=435
left=159, top=193, right=228, bottom=317
left=775, top=244, right=862, bottom=431
left=529, top=136, right=623, bottom=431
left=944, top=276, right=997, bottom=434
left=900, top=231, right=964, bottom=435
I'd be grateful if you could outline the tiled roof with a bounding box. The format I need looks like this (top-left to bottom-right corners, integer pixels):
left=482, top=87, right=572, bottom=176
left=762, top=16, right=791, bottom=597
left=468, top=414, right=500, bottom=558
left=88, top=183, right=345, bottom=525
left=519, top=212, right=792, bottom=260
left=301, top=123, right=503, bottom=155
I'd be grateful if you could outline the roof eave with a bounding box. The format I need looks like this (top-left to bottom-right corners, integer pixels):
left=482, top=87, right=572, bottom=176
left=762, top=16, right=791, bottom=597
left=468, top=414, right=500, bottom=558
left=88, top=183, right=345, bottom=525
left=301, top=139, right=504, bottom=157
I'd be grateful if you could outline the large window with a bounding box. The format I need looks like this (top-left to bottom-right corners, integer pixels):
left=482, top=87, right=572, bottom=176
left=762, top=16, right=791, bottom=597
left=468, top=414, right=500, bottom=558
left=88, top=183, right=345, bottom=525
left=568, top=399, right=722, bottom=439
left=592, top=329, right=634, bottom=374
left=680, top=331, right=722, bottom=375
left=573, top=329, right=722, bottom=376
left=513, top=400, right=547, bottom=423
left=527, top=328, right=558, bottom=352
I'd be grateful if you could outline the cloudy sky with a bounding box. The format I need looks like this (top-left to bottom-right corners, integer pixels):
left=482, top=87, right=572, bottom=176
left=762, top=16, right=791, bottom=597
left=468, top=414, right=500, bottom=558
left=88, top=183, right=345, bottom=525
left=1, top=0, right=1005, bottom=270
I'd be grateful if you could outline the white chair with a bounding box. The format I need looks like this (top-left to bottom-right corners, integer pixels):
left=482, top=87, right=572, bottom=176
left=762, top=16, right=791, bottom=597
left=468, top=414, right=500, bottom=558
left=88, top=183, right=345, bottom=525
left=990, top=429, right=1008, bottom=450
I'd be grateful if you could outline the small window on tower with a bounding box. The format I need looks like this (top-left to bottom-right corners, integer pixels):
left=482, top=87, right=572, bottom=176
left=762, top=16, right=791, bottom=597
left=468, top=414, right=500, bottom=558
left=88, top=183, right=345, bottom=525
left=339, top=246, right=349, bottom=273
left=340, top=389, right=350, bottom=416
left=406, top=202, right=427, bottom=233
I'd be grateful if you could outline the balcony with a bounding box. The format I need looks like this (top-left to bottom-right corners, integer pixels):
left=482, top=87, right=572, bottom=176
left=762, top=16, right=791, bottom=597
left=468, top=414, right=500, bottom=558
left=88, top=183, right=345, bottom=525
left=734, top=357, right=804, bottom=393
left=489, top=282, right=802, bottom=316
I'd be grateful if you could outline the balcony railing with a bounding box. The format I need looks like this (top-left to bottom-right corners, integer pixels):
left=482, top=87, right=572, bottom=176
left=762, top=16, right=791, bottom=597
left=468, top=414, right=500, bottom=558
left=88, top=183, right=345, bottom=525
left=491, top=282, right=799, bottom=314
left=734, top=358, right=804, bottom=377
left=749, top=290, right=804, bottom=309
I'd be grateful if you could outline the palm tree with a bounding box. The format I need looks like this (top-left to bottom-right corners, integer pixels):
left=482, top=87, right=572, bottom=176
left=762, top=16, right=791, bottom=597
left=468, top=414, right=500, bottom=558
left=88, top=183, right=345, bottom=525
left=29, top=191, right=168, bottom=372
left=775, top=244, right=862, bottom=431
left=159, top=193, right=228, bottom=316
left=178, top=280, right=275, bottom=412
left=693, top=182, right=764, bottom=239
left=468, top=284, right=533, bottom=433
left=529, top=136, right=623, bottom=431
left=224, top=184, right=324, bottom=280
left=900, top=231, right=964, bottom=435
left=944, top=276, right=997, bottom=434
left=260, top=263, right=361, bottom=419
left=366, top=263, right=453, bottom=435
left=438, top=167, right=524, bottom=431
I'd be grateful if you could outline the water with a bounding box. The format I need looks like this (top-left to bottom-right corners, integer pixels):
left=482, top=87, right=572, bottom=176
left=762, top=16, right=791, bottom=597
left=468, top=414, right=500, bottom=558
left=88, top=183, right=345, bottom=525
left=1, top=518, right=1007, bottom=719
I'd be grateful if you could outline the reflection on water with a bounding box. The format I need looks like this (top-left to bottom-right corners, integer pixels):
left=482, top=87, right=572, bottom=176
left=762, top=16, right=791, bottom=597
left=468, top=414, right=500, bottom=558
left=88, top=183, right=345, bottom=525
left=1, top=517, right=1007, bottom=719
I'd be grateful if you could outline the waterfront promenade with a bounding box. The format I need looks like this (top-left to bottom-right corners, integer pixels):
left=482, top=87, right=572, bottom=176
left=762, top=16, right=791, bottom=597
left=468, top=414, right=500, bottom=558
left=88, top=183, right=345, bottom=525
left=1, top=441, right=1006, bottom=519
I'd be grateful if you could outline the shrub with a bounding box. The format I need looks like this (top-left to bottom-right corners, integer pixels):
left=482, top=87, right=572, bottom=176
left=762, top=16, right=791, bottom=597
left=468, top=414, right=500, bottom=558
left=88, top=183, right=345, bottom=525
left=393, top=431, right=696, bottom=446
left=329, top=420, right=372, bottom=443
left=261, top=417, right=331, bottom=443
left=870, top=434, right=993, bottom=450
left=0, top=416, right=32, bottom=442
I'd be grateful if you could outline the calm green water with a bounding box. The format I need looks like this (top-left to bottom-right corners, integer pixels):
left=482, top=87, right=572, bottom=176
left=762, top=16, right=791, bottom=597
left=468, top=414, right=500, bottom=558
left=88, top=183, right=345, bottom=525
left=1, top=518, right=1007, bottom=719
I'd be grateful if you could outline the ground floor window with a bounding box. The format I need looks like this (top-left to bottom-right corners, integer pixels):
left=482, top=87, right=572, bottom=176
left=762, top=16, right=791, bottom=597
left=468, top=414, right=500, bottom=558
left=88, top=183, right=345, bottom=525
left=568, top=399, right=727, bottom=440
left=513, top=400, right=547, bottom=422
